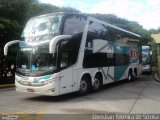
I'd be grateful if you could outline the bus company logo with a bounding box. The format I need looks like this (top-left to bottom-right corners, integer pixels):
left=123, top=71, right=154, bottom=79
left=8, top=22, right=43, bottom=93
left=130, top=49, right=138, bottom=59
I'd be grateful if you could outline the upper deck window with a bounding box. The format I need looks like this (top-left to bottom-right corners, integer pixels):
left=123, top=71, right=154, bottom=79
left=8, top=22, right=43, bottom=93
left=21, top=14, right=63, bottom=41
left=63, top=15, right=86, bottom=35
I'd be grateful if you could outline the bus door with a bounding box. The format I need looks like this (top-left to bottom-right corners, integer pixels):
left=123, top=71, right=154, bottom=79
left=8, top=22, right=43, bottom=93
left=58, top=40, right=73, bottom=94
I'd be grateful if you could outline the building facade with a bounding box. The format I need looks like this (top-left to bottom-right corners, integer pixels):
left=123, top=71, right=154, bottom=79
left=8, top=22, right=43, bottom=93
left=151, top=33, right=160, bottom=72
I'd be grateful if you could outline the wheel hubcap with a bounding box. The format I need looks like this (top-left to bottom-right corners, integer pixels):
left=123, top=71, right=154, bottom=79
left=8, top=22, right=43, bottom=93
left=128, top=74, right=131, bottom=80
left=80, top=80, right=87, bottom=92
left=93, top=78, right=100, bottom=90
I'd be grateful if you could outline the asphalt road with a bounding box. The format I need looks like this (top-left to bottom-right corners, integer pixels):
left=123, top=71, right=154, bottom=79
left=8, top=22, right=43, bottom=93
left=0, top=74, right=160, bottom=120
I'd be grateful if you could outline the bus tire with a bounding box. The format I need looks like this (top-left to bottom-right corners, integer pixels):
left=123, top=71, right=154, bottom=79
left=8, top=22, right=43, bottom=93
left=79, top=76, right=91, bottom=95
left=134, top=68, right=137, bottom=78
left=128, top=70, right=134, bottom=81
left=92, top=75, right=102, bottom=92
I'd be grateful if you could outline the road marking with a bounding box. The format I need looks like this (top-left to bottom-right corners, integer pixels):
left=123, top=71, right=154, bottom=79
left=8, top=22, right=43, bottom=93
left=0, top=106, right=45, bottom=120
left=129, top=85, right=146, bottom=114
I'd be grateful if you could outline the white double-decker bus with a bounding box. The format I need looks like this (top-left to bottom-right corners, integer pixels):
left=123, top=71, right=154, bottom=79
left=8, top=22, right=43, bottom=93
left=4, top=12, right=142, bottom=96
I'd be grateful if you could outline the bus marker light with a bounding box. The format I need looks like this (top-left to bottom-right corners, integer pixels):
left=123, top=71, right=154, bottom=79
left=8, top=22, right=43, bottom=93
left=49, top=88, right=55, bottom=92
left=34, top=77, right=40, bottom=81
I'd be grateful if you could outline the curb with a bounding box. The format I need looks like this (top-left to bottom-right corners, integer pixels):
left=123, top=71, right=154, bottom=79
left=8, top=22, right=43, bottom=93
left=153, top=73, right=160, bottom=83
left=0, top=84, right=15, bottom=89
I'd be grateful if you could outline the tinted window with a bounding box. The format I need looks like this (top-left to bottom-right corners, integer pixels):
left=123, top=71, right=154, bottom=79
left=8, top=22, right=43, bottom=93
left=83, top=21, right=110, bottom=68
left=21, top=15, right=62, bottom=41
left=63, top=15, right=86, bottom=35
left=108, top=27, right=140, bottom=46
left=58, top=34, right=82, bottom=69
left=83, top=21, right=131, bottom=68
left=85, top=21, right=108, bottom=48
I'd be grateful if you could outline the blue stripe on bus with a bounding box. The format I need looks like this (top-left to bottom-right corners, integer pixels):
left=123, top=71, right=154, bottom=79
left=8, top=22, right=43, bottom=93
left=19, top=41, right=30, bottom=47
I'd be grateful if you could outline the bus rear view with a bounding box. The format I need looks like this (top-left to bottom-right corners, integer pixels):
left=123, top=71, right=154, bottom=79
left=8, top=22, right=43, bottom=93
left=142, top=46, right=152, bottom=73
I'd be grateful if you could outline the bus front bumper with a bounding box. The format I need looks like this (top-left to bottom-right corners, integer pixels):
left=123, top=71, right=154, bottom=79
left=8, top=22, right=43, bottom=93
left=15, top=80, right=60, bottom=96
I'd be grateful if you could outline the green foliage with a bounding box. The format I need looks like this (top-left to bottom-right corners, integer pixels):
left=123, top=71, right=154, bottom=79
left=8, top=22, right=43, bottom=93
left=0, top=17, right=20, bottom=48
left=26, top=3, right=79, bottom=20
left=0, top=0, right=36, bottom=25
left=148, top=39, right=158, bottom=67
left=26, top=3, right=60, bottom=19
left=60, top=7, right=80, bottom=13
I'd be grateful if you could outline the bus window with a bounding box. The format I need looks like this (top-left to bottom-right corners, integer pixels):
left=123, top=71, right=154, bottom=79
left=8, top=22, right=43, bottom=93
left=63, top=15, right=86, bottom=35
left=86, top=21, right=109, bottom=48
left=21, top=15, right=62, bottom=41
left=83, top=21, right=109, bottom=68
left=59, top=36, right=82, bottom=69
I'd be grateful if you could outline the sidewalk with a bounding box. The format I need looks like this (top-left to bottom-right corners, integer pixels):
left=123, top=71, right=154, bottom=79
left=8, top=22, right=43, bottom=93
left=154, top=72, right=160, bottom=83
left=0, top=76, right=15, bottom=89
left=0, top=84, right=15, bottom=89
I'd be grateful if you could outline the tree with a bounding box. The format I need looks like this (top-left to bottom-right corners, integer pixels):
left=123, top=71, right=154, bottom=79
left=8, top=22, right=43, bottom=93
left=0, top=0, right=37, bottom=25
left=26, top=3, right=61, bottom=19
left=26, top=3, right=79, bottom=19
left=148, top=39, right=157, bottom=67
left=0, top=18, right=20, bottom=54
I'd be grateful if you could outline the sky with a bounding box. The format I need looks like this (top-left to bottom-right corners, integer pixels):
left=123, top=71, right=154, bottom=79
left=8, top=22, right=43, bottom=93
left=40, top=0, right=160, bottom=30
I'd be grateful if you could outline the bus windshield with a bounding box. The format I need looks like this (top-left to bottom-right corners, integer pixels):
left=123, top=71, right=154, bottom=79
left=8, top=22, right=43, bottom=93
left=17, top=45, right=57, bottom=75
left=21, top=14, right=62, bottom=41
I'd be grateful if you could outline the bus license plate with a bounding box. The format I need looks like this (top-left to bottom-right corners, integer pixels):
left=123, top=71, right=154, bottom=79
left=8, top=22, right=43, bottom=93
left=21, top=77, right=29, bottom=81
left=27, top=88, right=34, bottom=92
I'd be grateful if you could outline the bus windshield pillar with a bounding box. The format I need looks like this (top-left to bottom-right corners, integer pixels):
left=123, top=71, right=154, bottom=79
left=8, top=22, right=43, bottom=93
left=49, top=35, right=71, bottom=54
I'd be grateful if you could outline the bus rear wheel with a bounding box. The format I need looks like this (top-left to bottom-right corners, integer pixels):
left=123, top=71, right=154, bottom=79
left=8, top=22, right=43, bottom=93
left=128, top=70, right=134, bottom=81
left=92, top=75, right=102, bottom=92
left=79, top=76, right=91, bottom=95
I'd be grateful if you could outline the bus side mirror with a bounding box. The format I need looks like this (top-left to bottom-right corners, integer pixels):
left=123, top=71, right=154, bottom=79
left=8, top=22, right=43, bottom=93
left=49, top=35, right=71, bottom=54
left=4, top=40, right=19, bottom=56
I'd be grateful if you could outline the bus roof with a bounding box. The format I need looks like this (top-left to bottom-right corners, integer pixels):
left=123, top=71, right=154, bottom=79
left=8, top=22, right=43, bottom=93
left=88, top=17, right=141, bottom=38
left=31, top=12, right=141, bottom=38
